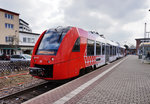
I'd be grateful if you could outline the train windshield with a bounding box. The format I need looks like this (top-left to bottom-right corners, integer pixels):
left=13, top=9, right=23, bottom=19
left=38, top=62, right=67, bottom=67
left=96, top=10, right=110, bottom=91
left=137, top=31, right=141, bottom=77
left=36, top=27, right=71, bottom=55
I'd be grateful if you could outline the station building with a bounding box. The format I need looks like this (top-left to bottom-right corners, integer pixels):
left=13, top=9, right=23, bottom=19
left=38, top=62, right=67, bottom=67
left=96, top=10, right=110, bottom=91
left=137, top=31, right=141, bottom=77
left=19, top=31, right=39, bottom=54
left=135, top=38, right=150, bottom=54
left=18, top=19, right=40, bottom=54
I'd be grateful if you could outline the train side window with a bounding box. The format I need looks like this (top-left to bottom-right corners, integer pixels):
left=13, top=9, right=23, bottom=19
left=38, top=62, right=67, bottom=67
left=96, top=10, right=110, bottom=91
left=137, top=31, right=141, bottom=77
left=110, top=45, right=112, bottom=56
left=112, top=46, right=115, bottom=56
left=96, top=41, right=101, bottom=55
left=72, top=37, right=80, bottom=52
left=102, top=43, right=105, bottom=55
left=114, top=46, right=116, bottom=55
left=87, top=39, right=94, bottom=56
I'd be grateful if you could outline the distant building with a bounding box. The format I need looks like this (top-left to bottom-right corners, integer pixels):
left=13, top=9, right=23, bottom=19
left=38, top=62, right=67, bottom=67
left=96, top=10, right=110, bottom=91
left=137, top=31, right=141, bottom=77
left=19, top=19, right=32, bottom=32
left=135, top=38, right=150, bottom=54
left=0, top=8, right=40, bottom=56
left=0, top=8, right=19, bottom=55
left=18, top=19, right=40, bottom=54
left=19, top=31, right=40, bottom=54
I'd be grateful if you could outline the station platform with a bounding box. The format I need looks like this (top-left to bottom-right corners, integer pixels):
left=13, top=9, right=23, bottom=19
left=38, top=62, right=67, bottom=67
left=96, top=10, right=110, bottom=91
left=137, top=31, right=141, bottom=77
left=23, top=55, right=150, bottom=104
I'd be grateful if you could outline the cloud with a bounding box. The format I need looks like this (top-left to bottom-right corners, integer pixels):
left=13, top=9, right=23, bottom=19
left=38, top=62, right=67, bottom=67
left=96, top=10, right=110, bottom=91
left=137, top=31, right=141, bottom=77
left=0, top=0, right=65, bottom=32
left=0, top=0, right=149, bottom=45
left=60, top=0, right=149, bottom=44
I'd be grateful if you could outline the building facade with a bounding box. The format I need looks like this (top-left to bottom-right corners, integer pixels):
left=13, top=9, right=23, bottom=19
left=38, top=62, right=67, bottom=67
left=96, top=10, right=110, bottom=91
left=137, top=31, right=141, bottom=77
left=135, top=38, right=150, bottom=54
left=19, top=19, right=32, bottom=33
left=18, top=18, right=40, bottom=54
left=0, top=8, right=40, bottom=56
left=0, top=8, right=19, bottom=55
left=19, top=31, right=40, bottom=54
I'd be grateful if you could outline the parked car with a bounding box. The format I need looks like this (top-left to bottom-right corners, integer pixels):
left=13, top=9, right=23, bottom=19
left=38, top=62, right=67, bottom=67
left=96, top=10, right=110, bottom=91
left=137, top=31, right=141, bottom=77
left=10, top=54, right=31, bottom=62
left=0, top=54, right=10, bottom=60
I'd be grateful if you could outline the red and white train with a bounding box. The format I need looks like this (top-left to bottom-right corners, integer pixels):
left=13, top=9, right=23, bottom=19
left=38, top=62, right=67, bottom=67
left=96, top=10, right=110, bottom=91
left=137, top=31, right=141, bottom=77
left=29, top=26, right=125, bottom=80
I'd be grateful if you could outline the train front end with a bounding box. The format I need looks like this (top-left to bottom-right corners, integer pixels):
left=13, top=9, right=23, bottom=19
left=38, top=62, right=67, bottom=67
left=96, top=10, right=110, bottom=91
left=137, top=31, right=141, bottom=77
left=29, top=26, right=77, bottom=80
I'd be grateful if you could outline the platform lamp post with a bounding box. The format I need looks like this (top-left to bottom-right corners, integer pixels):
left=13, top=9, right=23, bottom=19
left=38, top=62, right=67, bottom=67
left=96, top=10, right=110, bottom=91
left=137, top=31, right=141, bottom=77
left=144, top=23, right=146, bottom=39
left=141, top=23, right=147, bottom=58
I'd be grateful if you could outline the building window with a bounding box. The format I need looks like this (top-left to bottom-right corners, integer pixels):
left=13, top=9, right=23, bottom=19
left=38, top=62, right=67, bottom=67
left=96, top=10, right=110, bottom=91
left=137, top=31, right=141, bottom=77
left=23, top=37, right=26, bottom=43
left=87, top=39, right=95, bottom=56
left=5, top=23, right=7, bottom=28
left=8, top=24, right=10, bottom=28
left=28, top=38, right=31, bottom=43
left=5, top=13, right=14, bottom=19
left=5, top=23, right=14, bottom=29
left=5, top=13, right=7, bottom=18
left=8, top=14, right=10, bottom=19
left=19, top=26, right=23, bottom=29
left=23, top=37, right=35, bottom=43
left=5, top=36, right=13, bottom=42
left=31, top=38, right=35, bottom=43
left=11, top=24, right=13, bottom=29
left=10, top=15, right=13, bottom=19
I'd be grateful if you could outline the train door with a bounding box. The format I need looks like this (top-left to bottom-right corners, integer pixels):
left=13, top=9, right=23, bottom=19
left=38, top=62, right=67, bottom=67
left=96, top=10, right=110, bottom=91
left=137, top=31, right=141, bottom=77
left=69, top=37, right=81, bottom=77
left=105, top=44, right=110, bottom=63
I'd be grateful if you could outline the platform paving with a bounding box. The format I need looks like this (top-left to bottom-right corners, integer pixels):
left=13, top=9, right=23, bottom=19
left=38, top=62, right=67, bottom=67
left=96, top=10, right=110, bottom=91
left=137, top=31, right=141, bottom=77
left=76, top=55, right=150, bottom=104
left=23, top=55, right=150, bottom=104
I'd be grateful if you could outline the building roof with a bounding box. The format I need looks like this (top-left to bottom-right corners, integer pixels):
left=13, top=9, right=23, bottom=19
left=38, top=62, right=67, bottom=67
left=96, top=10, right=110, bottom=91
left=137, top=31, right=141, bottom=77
left=0, top=8, right=19, bottom=15
left=19, top=31, right=40, bottom=35
left=140, top=42, right=150, bottom=46
left=19, top=19, right=29, bottom=25
left=135, top=38, right=150, bottom=40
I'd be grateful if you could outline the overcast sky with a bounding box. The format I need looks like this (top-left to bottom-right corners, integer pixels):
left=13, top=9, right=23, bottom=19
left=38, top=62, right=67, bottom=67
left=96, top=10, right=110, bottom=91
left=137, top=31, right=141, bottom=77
left=0, top=0, right=150, bottom=46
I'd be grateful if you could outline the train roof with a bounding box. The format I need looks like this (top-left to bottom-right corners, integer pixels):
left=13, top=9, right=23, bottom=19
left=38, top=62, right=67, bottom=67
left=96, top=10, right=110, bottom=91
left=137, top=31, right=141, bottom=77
left=88, top=31, right=106, bottom=43
left=105, top=39, right=118, bottom=46
left=46, top=26, right=123, bottom=47
left=77, top=27, right=106, bottom=43
left=47, top=26, right=72, bottom=32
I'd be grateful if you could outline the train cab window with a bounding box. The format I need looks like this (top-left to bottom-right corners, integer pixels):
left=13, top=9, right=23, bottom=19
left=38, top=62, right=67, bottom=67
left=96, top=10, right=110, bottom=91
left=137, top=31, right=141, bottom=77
left=102, top=43, right=105, bottom=55
left=36, top=27, right=71, bottom=55
left=96, top=41, right=101, bottom=55
left=72, top=37, right=80, bottom=52
left=87, top=39, right=94, bottom=56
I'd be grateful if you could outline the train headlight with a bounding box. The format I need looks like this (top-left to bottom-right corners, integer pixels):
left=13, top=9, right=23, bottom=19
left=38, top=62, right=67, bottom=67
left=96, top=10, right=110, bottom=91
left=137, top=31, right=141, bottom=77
left=51, top=57, right=54, bottom=61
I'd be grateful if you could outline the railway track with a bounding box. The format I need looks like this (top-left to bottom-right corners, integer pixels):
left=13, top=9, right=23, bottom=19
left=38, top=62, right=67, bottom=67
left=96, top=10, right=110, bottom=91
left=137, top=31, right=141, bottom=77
left=0, top=65, right=94, bottom=104
left=0, top=59, right=118, bottom=104
left=0, top=80, right=69, bottom=104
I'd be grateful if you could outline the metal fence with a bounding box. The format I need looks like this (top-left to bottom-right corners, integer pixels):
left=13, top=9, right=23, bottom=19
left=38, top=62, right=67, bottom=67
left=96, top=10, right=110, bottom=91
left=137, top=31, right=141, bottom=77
left=0, top=61, right=30, bottom=76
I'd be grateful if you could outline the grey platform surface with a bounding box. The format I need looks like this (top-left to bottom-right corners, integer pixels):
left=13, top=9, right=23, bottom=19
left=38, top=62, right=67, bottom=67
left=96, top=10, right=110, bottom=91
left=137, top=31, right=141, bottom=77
left=77, top=55, right=150, bottom=104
